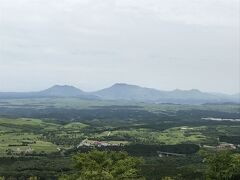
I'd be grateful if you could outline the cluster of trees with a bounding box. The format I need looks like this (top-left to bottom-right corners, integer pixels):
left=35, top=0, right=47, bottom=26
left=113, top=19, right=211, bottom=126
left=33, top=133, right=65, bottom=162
left=177, top=110, right=240, bottom=120
left=219, top=136, right=240, bottom=145
left=60, top=150, right=144, bottom=180
left=204, top=151, right=240, bottom=180
left=0, top=107, right=159, bottom=123
left=61, top=150, right=240, bottom=180
left=74, top=144, right=200, bottom=157
left=124, top=144, right=200, bottom=156
left=1, top=150, right=240, bottom=179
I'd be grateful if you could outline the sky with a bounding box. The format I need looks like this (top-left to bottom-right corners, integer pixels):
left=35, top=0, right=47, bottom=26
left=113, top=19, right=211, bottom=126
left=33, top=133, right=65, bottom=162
left=0, top=0, right=239, bottom=94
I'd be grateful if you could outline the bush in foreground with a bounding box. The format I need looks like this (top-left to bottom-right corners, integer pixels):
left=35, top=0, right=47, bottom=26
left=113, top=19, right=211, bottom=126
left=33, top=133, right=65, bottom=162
left=60, top=150, right=144, bottom=180
left=205, top=151, right=240, bottom=180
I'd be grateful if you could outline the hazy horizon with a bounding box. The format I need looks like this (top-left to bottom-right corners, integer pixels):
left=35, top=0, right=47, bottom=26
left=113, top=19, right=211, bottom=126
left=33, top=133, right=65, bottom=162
left=0, top=0, right=239, bottom=94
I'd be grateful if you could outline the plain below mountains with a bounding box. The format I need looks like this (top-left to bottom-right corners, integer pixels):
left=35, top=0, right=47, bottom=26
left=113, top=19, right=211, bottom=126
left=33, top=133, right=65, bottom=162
left=0, top=83, right=239, bottom=104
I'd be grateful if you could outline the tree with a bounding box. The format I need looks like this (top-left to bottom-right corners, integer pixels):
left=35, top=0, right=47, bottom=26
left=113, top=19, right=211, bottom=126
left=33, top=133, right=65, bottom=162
left=205, top=151, right=240, bottom=180
left=60, top=150, right=144, bottom=180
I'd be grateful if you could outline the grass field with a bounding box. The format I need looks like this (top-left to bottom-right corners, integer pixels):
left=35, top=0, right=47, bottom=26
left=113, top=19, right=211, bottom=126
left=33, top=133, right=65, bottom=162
left=94, top=126, right=207, bottom=145
left=0, top=118, right=89, bottom=156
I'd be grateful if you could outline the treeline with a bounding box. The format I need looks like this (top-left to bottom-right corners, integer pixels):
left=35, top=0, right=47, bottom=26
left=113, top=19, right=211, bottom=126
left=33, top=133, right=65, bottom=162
left=177, top=109, right=240, bottom=120
left=0, top=107, right=159, bottom=123
left=69, top=144, right=200, bottom=156
left=220, top=135, right=240, bottom=145
left=0, top=156, right=73, bottom=180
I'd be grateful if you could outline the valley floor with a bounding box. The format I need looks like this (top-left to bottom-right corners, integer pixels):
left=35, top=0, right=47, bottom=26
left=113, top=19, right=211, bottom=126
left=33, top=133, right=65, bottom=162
left=0, top=98, right=239, bottom=179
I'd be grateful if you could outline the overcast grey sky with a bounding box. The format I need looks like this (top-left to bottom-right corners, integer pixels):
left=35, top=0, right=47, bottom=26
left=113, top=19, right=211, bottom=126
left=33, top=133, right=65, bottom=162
left=0, top=0, right=239, bottom=94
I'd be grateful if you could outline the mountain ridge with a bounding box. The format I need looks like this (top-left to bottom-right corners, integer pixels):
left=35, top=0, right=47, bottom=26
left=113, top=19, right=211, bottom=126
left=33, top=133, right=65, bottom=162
left=93, top=83, right=237, bottom=104
left=40, top=85, right=85, bottom=96
left=0, top=83, right=239, bottom=104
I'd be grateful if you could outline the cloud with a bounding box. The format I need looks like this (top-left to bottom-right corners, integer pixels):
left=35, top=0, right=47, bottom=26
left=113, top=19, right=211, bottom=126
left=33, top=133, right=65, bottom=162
left=116, top=0, right=239, bottom=26
left=0, top=0, right=239, bottom=93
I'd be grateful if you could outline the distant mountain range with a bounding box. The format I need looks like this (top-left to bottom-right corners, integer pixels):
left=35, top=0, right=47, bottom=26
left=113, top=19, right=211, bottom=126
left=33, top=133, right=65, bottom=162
left=0, top=83, right=239, bottom=104
left=94, top=83, right=239, bottom=104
